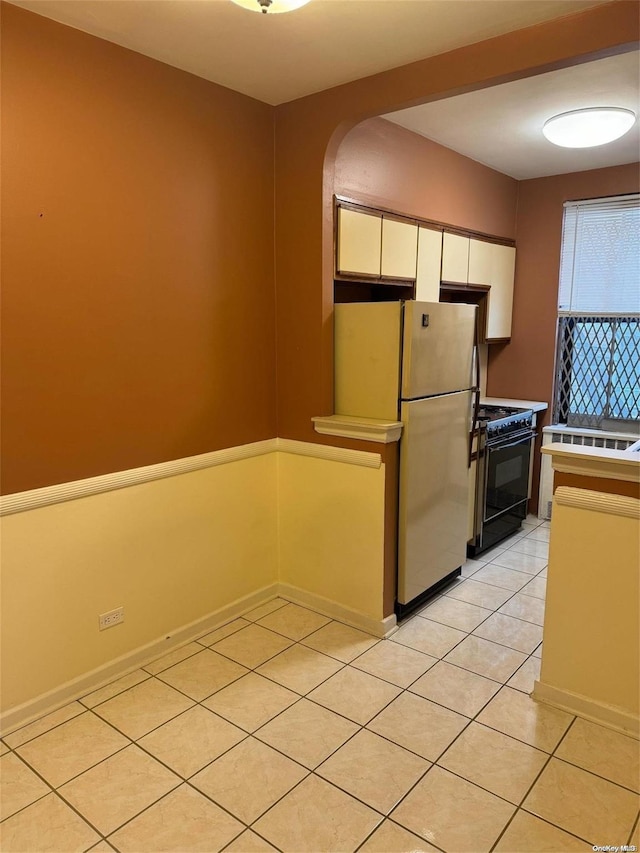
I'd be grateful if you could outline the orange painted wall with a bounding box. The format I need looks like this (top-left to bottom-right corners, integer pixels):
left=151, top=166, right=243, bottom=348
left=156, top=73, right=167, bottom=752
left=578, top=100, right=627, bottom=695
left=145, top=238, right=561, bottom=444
left=2, top=2, right=638, bottom=495
left=488, top=163, right=640, bottom=508
left=334, top=117, right=518, bottom=240
left=1, top=4, right=276, bottom=494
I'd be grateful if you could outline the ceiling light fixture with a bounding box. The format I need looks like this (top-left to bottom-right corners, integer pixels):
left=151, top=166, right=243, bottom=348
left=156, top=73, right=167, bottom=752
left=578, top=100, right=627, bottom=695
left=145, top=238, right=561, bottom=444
left=542, top=107, right=636, bottom=148
left=231, top=0, right=311, bottom=13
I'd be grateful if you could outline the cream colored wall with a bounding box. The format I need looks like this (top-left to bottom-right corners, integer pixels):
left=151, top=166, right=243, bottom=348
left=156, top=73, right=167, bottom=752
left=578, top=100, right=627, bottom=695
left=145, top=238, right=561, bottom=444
left=538, top=487, right=639, bottom=730
left=1, top=454, right=279, bottom=712
left=277, top=451, right=386, bottom=622
left=1, top=442, right=388, bottom=720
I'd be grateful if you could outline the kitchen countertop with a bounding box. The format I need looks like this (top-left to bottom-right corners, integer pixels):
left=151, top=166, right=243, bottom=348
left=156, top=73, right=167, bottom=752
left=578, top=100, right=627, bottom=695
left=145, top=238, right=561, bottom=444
left=481, top=397, right=548, bottom=414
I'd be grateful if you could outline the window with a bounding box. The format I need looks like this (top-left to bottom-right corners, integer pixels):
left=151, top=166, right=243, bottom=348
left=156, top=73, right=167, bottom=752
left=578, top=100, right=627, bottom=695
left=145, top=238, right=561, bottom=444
left=553, top=194, right=640, bottom=432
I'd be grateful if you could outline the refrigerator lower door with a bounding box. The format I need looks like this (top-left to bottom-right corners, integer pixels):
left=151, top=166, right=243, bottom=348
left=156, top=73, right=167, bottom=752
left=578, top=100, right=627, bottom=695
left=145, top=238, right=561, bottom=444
left=397, top=390, right=472, bottom=607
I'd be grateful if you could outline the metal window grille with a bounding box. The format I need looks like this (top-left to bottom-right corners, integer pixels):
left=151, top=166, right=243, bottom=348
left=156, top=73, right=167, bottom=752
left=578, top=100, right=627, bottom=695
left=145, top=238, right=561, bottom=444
left=553, top=315, right=640, bottom=430
left=552, top=194, right=640, bottom=433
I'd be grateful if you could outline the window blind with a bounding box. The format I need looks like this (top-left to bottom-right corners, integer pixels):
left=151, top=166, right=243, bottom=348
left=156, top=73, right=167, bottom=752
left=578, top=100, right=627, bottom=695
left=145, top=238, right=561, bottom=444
left=558, top=193, right=640, bottom=314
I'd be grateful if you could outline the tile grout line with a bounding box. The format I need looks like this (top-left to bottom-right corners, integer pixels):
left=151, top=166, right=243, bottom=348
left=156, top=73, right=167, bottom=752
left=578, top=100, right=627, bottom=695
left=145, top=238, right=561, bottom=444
left=487, top=739, right=568, bottom=850
left=222, top=561, right=543, bottom=846
left=627, top=810, right=640, bottom=847
left=12, top=671, right=633, bottom=850
left=2, top=603, right=314, bottom=842
left=7, top=576, right=516, bottom=844
left=74, top=621, right=322, bottom=847
left=415, top=611, right=542, bottom=657
left=4, top=588, right=514, bottom=841
left=377, top=608, right=561, bottom=829
left=488, top=716, right=589, bottom=850
left=348, top=631, right=546, bottom=852
left=8, top=713, right=135, bottom=799
left=494, top=710, right=640, bottom=845
left=7, top=609, right=387, bottom=847
left=87, top=610, right=393, bottom=845
left=196, top=603, right=483, bottom=846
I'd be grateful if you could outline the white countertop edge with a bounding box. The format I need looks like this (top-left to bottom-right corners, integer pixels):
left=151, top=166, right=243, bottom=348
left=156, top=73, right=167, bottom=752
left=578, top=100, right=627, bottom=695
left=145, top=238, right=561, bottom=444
left=542, top=442, right=640, bottom=483
left=481, top=396, right=548, bottom=413
left=312, top=415, right=403, bottom=444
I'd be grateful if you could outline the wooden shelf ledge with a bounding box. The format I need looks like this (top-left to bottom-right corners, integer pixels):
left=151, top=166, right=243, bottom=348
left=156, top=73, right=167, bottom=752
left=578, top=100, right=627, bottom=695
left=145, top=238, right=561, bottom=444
left=312, top=415, right=403, bottom=444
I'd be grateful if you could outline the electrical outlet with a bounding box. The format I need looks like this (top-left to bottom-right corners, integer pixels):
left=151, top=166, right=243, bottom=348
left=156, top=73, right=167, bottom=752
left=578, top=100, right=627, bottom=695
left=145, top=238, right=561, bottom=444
left=99, top=606, right=124, bottom=631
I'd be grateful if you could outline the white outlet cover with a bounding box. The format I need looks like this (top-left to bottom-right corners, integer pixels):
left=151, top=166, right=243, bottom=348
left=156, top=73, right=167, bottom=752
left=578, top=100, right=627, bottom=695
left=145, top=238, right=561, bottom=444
left=99, top=607, right=124, bottom=630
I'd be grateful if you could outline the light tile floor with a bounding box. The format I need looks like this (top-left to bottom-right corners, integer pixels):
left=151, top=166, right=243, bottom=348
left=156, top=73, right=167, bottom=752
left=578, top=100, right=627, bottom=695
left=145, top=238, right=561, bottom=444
left=1, top=517, right=639, bottom=852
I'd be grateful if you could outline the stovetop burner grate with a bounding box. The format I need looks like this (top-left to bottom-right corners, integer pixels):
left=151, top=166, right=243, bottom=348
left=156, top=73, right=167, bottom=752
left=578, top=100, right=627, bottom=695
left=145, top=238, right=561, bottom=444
left=477, top=405, right=534, bottom=439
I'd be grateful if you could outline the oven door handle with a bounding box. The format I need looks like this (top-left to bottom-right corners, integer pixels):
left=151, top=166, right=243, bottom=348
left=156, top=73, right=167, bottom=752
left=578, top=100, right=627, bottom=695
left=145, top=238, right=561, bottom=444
left=486, top=433, right=535, bottom=452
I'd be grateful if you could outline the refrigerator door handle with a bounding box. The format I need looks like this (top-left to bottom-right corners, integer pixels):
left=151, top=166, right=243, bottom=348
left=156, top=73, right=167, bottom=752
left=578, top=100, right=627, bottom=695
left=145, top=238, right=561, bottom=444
left=469, top=318, right=481, bottom=468
left=469, top=390, right=480, bottom=469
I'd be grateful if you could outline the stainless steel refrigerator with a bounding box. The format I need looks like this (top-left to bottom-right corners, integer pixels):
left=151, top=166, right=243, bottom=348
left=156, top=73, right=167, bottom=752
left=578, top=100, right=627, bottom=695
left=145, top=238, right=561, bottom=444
left=334, top=300, right=477, bottom=617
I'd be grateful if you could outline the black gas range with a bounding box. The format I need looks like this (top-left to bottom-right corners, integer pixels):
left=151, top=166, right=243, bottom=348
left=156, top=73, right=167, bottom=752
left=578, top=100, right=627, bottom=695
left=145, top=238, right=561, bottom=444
left=468, top=404, right=536, bottom=556
left=476, top=404, right=534, bottom=443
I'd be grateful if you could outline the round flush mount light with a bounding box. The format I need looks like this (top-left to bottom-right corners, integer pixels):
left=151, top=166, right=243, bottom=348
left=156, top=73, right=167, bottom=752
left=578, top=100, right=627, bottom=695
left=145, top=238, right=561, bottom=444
left=231, top=0, right=311, bottom=12
left=542, top=107, right=636, bottom=148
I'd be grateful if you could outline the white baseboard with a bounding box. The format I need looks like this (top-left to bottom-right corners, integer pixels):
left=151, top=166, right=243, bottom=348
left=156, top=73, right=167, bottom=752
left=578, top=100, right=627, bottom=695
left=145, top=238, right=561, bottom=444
left=278, top=582, right=397, bottom=638
left=533, top=680, right=639, bottom=739
left=0, top=581, right=396, bottom=735
left=0, top=583, right=279, bottom=737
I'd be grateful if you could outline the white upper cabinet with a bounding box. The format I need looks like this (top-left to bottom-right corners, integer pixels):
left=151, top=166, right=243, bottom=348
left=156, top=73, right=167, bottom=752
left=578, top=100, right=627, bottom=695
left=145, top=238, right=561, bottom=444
left=336, top=206, right=419, bottom=282
left=415, top=227, right=443, bottom=301
left=381, top=218, right=418, bottom=279
left=441, top=233, right=470, bottom=283
left=336, top=207, right=382, bottom=276
left=468, top=238, right=493, bottom=286
left=335, top=203, right=515, bottom=337
left=486, top=244, right=516, bottom=341
left=443, top=232, right=516, bottom=341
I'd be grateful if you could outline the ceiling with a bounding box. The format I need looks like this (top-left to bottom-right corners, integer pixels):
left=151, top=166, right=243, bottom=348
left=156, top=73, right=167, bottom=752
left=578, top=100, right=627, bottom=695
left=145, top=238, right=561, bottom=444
left=8, top=0, right=638, bottom=180
left=9, top=0, right=608, bottom=105
left=384, top=51, right=640, bottom=179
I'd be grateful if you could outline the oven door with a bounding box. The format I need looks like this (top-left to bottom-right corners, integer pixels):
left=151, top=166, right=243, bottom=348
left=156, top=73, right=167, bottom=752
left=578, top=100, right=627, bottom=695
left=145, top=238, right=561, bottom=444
left=484, top=432, right=534, bottom=523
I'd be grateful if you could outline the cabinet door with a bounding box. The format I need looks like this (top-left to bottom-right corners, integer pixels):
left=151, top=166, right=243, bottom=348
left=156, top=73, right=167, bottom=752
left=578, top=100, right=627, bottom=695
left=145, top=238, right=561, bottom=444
left=381, top=218, right=418, bottom=279
left=441, top=232, right=469, bottom=283
left=468, top=238, right=493, bottom=286
left=486, top=244, right=516, bottom=340
left=415, top=227, right=443, bottom=301
left=336, top=207, right=382, bottom=276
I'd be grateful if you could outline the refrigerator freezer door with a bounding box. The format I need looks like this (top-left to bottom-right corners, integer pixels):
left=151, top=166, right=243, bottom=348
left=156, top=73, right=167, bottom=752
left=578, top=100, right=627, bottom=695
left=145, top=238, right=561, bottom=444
left=397, top=390, right=472, bottom=606
left=401, top=301, right=476, bottom=400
